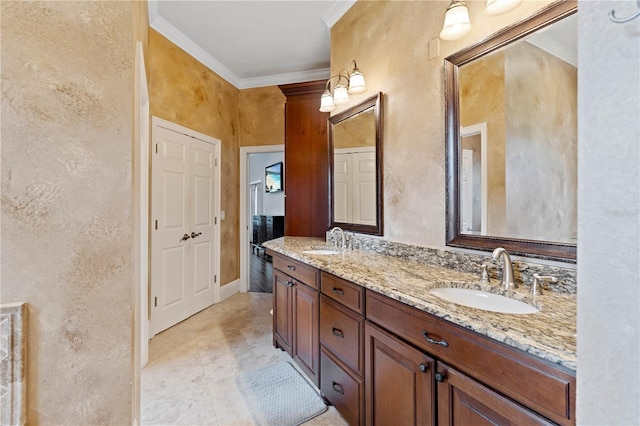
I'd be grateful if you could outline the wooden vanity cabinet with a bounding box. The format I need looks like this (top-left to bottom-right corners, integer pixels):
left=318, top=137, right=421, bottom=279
left=319, top=272, right=365, bottom=425
left=436, top=362, right=554, bottom=425
left=364, top=321, right=436, bottom=425
left=366, top=290, right=576, bottom=426
left=271, top=252, right=320, bottom=386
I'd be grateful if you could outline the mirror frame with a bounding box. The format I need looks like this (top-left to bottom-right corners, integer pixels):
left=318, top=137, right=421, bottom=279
left=444, top=0, right=577, bottom=262
left=329, top=92, right=384, bottom=236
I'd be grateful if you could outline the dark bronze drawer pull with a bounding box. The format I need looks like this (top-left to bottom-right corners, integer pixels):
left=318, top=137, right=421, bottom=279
left=285, top=281, right=294, bottom=287
left=422, top=330, right=449, bottom=347
left=419, top=363, right=429, bottom=373
left=435, top=371, right=446, bottom=383
left=332, top=382, right=344, bottom=394
left=331, top=327, right=344, bottom=338
left=332, top=287, right=345, bottom=295
left=287, top=265, right=296, bottom=271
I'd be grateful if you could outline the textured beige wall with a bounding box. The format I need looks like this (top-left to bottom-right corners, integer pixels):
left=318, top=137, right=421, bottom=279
left=332, top=0, right=555, bottom=248
left=460, top=52, right=506, bottom=236
left=577, top=1, right=640, bottom=421
left=149, top=29, right=240, bottom=285
left=1, top=1, right=138, bottom=423
left=239, top=86, right=286, bottom=147
left=505, top=43, right=577, bottom=242
left=334, top=108, right=376, bottom=149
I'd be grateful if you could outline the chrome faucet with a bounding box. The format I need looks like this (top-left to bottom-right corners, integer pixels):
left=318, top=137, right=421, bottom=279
left=491, top=247, right=517, bottom=289
left=328, top=226, right=346, bottom=251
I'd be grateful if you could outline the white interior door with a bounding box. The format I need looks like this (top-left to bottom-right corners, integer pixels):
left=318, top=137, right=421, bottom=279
left=333, top=153, right=352, bottom=223
left=189, top=138, right=216, bottom=314
left=151, top=120, right=219, bottom=335
left=352, top=151, right=376, bottom=226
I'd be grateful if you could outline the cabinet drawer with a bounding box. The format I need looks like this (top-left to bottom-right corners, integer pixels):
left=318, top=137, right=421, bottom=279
left=321, top=272, right=365, bottom=314
left=272, top=253, right=319, bottom=290
left=366, top=291, right=575, bottom=425
left=320, top=348, right=363, bottom=426
left=320, top=295, right=363, bottom=376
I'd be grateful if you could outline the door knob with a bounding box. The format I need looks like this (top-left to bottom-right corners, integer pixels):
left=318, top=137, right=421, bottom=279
left=180, top=234, right=191, bottom=241
left=191, top=232, right=202, bottom=238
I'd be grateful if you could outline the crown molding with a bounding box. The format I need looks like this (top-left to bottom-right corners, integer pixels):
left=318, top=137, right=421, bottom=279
left=322, top=0, right=357, bottom=28
left=149, top=14, right=242, bottom=87
left=149, top=2, right=335, bottom=89
left=238, top=69, right=330, bottom=90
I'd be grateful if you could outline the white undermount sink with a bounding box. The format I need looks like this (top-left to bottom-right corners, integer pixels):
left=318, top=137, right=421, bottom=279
left=429, top=287, right=539, bottom=314
left=302, top=248, right=340, bottom=255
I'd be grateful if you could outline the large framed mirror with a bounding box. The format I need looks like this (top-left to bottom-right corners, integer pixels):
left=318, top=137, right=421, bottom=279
left=329, top=92, right=383, bottom=235
left=445, top=0, right=577, bottom=261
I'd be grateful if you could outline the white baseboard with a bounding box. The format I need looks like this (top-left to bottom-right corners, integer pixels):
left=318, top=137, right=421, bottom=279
left=220, top=279, right=240, bottom=302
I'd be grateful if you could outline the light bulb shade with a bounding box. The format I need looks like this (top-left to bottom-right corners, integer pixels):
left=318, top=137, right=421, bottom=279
left=348, top=70, right=366, bottom=94
left=485, top=0, right=522, bottom=16
left=319, top=90, right=335, bottom=112
left=440, top=1, right=472, bottom=41
left=333, top=84, right=350, bottom=105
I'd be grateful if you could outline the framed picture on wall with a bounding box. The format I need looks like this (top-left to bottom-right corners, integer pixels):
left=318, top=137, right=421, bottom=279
left=265, top=162, right=283, bottom=193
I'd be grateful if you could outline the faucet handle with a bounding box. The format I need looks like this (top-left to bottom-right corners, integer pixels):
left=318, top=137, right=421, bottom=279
left=480, top=264, right=491, bottom=283
left=531, top=274, right=558, bottom=296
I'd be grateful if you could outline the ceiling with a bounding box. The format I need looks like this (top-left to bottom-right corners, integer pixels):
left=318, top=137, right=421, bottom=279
left=149, top=1, right=356, bottom=89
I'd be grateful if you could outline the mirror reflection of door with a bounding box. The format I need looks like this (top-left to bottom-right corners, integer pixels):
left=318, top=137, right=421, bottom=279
left=460, top=123, right=487, bottom=235
left=334, top=148, right=376, bottom=226
left=329, top=93, right=383, bottom=235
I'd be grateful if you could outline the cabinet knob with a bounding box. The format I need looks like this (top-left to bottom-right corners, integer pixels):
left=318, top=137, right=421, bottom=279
left=419, top=363, right=429, bottom=373
left=285, top=281, right=294, bottom=287
left=287, top=265, right=296, bottom=271
left=435, top=371, right=446, bottom=383
left=180, top=234, right=191, bottom=242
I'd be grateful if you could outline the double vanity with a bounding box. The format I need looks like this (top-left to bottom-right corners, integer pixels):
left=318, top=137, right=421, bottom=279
left=267, top=1, right=578, bottom=424
left=265, top=236, right=576, bottom=425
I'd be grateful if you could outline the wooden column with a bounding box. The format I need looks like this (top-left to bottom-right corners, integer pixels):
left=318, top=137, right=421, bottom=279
left=279, top=81, right=330, bottom=237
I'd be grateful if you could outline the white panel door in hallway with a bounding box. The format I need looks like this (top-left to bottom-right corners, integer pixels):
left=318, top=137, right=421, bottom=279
left=151, top=119, right=220, bottom=335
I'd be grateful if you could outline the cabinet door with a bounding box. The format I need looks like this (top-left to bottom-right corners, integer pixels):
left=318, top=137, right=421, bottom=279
left=436, top=362, right=554, bottom=426
left=273, top=269, right=293, bottom=354
left=293, top=281, right=320, bottom=386
left=365, top=321, right=435, bottom=426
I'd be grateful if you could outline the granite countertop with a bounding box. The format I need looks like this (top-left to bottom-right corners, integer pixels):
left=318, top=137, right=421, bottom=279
left=263, top=236, right=577, bottom=371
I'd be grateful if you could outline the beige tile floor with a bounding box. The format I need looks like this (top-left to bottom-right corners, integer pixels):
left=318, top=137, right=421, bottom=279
left=141, top=292, right=348, bottom=426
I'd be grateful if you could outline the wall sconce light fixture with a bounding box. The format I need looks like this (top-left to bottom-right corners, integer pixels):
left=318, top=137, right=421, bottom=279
left=439, top=0, right=472, bottom=41
left=440, top=0, right=524, bottom=41
left=319, top=60, right=367, bottom=112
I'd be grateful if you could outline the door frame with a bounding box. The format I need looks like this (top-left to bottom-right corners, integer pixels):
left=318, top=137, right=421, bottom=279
left=239, top=144, right=285, bottom=292
left=150, top=116, right=222, bottom=337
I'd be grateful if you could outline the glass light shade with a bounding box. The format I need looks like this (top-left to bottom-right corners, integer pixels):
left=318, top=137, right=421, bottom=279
left=348, top=70, right=366, bottom=94
left=319, top=90, right=335, bottom=112
left=485, top=0, right=522, bottom=16
left=333, top=84, right=349, bottom=105
left=440, top=2, right=472, bottom=41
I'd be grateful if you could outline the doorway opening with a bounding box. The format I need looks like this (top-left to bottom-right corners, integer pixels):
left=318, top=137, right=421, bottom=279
left=239, top=145, right=285, bottom=294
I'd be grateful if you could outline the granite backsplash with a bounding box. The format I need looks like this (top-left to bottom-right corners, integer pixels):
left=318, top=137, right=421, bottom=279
left=328, top=232, right=577, bottom=294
